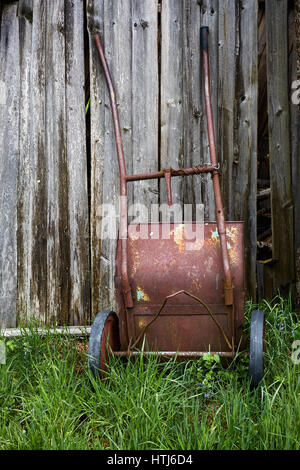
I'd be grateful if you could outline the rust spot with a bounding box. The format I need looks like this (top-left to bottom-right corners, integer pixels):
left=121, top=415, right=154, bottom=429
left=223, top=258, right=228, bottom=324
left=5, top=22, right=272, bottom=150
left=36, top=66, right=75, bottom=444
left=138, top=319, right=147, bottom=329
left=204, top=256, right=214, bottom=272
left=136, top=286, right=150, bottom=302
left=171, top=224, right=185, bottom=252
left=131, top=249, right=141, bottom=276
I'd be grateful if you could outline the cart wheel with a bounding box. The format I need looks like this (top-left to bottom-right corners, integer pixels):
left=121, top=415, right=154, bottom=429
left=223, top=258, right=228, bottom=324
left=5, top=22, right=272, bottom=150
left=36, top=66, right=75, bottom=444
left=249, top=309, right=264, bottom=389
left=88, top=310, right=120, bottom=378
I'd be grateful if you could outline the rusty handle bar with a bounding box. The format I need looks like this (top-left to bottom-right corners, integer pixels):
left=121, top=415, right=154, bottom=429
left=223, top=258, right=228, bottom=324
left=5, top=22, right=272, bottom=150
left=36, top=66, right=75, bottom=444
left=126, top=164, right=218, bottom=182
left=201, top=27, right=233, bottom=307
left=94, top=34, right=133, bottom=308
left=94, top=29, right=234, bottom=316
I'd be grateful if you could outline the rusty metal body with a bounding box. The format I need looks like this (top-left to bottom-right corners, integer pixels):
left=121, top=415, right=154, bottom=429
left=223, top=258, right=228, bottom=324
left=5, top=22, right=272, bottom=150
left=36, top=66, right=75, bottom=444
left=94, top=26, right=245, bottom=359
left=115, top=222, right=244, bottom=355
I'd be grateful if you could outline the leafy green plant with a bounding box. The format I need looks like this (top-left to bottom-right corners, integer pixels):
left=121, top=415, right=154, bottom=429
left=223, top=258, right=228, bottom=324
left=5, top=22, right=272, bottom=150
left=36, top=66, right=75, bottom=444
left=196, top=353, right=221, bottom=398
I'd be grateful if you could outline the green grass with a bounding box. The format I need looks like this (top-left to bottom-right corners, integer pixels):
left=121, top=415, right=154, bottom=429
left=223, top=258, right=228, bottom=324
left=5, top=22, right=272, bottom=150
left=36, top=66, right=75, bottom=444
left=0, top=295, right=299, bottom=450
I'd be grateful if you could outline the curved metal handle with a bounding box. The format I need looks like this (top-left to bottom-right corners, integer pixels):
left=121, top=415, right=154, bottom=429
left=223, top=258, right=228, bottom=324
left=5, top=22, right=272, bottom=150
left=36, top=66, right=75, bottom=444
left=94, top=34, right=133, bottom=308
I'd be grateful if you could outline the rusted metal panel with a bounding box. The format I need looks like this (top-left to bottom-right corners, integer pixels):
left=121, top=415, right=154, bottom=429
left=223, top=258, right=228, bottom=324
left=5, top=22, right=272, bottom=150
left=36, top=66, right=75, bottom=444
left=116, top=222, right=244, bottom=352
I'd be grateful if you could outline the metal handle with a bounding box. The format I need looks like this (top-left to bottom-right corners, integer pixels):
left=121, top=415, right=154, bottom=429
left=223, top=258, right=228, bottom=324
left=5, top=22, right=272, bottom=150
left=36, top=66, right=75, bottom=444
left=94, top=33, right=133, bottom=308
left=201, top=26, right=233, bottom=307
left=200, top=26, right=209, bottom=52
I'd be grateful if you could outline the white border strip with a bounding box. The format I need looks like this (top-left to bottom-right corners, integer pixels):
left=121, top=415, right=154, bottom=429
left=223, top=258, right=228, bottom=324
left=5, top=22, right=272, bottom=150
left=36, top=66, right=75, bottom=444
left=0, top=327, right=91, bottom=337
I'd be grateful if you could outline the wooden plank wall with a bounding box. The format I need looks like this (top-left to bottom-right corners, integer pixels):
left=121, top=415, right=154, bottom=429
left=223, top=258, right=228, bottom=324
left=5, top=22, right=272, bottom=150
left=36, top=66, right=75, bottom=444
left=8, top=0, right=300, bottom=326
left=0, top=0, right=90, bottom=327
left=265, top=0, right=294, bottom=294
left=0, top=3, right=19, bottom=327
left=290, top=0, right=300, bottom=305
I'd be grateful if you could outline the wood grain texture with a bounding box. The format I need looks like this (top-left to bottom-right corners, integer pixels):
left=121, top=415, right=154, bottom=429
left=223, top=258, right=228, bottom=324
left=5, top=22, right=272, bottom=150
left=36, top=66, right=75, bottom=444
left=217, top=0, right=236, bottom=221
left=17, top=0, right=34, bottom=320
left=160, top=0, right=217, bottom=220
left=17, top=0, right=48, bottom=323
left=233, top=0, right=258, bottom=299
left=0, top=4, right=19, bottom=327
left=182, top=0, right=202, bottom=216
left=65, top=0, right=90, bottom=324
left=17, top=0, right=90, bottom=325
left=87, top=0, right=106, bottom=317
left=290, top=3, right=300, bottom=304
left=266, top=0, right=294, bottom=291
left=45, top=0, right=69, bottom=324
left=199, top=0, right=218, bottom=221
left=131, top=0, right=158, bottom=217
left=160, top=0, right=184, bottom=212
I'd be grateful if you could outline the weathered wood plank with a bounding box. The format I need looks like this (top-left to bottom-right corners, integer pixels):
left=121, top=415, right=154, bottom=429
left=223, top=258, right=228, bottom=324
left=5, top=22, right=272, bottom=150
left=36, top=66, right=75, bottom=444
left=290, top=2, right=300, bottom=304
left=182, top=0, right=201, bottom=216
left=18, top=0, right=33, bottom=22
left=45, top=0, right=69, bottom=324
left=258, top=7, right=268, bottom=154
left=27, top=0, right=48, bottom=323
left=17, top=0, right=34, bottom=320
left=266, top=0, right=294, bottom=291
left=0, top=4, right=20, bottom=327
left=17, top=0, right=49, bottom=323
left=296, top=0, right=300, bottom=78
left=233, top=0, right=258, bottom=299
left=131, top=0, right=158, bottom=218
left=87, top=0, right=106, bottom=317
left=218, top=0, right=236, bottom=220
left=65, top=0, right=90, bottom=324
left=160, top=0, right=183, bottom=213
left=200, top=0, right=218, bottom=221
left=161, top=0, right=206, bottom=218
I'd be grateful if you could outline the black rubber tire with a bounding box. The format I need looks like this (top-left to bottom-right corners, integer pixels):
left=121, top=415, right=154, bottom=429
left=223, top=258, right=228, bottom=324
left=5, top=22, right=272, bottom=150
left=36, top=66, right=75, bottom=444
left=88, top=310, right=119, bottom=378
left=249, top=309, right=264, bottom=389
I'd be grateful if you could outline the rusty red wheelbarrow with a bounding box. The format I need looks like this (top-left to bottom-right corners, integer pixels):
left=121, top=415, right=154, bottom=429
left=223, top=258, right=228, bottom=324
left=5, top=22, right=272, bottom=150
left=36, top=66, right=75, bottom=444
left=88, top=27, right=265, bottom=389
